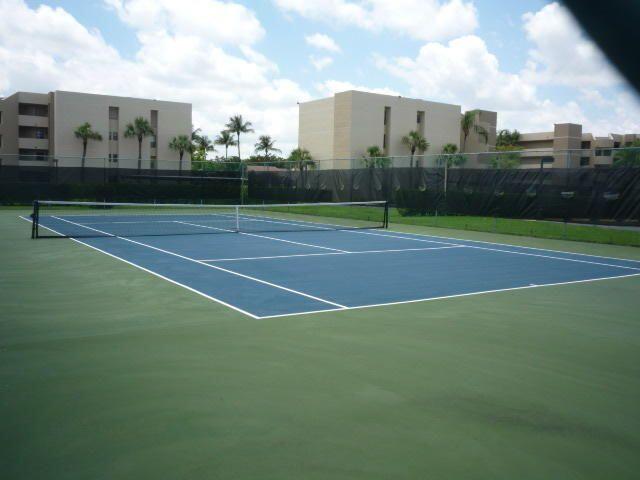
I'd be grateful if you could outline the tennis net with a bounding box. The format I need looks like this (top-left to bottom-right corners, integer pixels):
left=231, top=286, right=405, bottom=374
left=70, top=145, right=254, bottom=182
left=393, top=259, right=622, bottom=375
left=31, top=200, right=389, bottom=238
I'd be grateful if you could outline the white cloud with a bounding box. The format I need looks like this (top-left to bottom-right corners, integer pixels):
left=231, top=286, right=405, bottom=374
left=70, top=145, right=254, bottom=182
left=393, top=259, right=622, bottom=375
left=305, top=33, right=341, bottom=53
left=274, top=0, right=478, bottom=41
left=375, top=31, right=640, bottom=135
left=105, top=0, right=265, bottom=46
left=309, top=55, right=333, bottom=71
left=376, top=35, right=537, bottom=111
left=315, top=80, right=400, bottom=97
left=0, top=0, right=310, bottom=155
left=521, top=2, right=618, bottom=88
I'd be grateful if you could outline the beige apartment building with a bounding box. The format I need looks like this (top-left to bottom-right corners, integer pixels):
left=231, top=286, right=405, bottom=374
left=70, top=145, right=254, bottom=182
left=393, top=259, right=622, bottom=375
left=514, top=123, right=640, bottom=168
left=0, top=91, right=192, bottom=170
left=298, top=90, right=466, bottom=168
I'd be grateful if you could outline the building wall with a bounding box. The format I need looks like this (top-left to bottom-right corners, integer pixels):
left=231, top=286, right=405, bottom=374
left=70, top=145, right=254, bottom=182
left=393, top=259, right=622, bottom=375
left=51, top=91, right=192, bottom=169
left=0, top=92, right=50, bottom=165
left=298, top=90, right=462, bottom=168
left=348, top=91, right=461, bottom=161
left=332, top=92, right=353, bottom=162
left=298, top=97, right=334, bottom=163
left=0, top=94, right=20, bottom=162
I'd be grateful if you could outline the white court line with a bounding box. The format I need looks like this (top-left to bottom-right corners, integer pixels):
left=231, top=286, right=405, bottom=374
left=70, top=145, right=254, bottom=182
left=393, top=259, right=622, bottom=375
left=234, top=210, right=640, bottom=265
left=175, top=220, right=349, bottom=253
left=256, top=272, right=640, bottom=319
left=50, top=216, right=348, bottom=310
left=19, top=216, right=260, bottom=319
left=343, top=229, right=640, bottom=270
left=25, top=214, right=640, bottom=321
left=353, top=227, right=640, bottom=264
left=198, top=245, right=464, bottom=262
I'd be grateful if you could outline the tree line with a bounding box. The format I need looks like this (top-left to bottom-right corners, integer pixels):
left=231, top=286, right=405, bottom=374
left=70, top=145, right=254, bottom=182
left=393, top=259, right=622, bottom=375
left=73, top=113, right=316, bottom=173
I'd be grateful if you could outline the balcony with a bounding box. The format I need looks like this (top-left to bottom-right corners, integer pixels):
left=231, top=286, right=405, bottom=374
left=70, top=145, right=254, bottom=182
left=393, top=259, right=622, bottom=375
left=18, top=138, right=49, bottom=150
left=18, top=114, right=49, bottom=128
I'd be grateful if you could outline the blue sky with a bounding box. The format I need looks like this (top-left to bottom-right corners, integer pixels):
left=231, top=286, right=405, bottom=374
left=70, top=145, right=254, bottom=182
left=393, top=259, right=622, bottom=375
left=4, top=0, right=640, bottom=154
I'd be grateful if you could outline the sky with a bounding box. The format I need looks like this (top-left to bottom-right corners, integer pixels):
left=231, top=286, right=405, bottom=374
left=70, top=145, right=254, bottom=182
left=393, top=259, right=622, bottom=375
left=1, top=0, right=639, bottom=155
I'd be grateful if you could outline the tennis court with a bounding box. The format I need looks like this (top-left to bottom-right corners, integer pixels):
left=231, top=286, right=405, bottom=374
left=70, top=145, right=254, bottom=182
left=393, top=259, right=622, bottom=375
left=27, top=201, right=640, bottom=319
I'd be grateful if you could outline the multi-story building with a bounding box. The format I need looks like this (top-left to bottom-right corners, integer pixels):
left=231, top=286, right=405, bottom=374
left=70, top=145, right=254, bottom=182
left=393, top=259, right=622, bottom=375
left=0, top=90, right=192, bottom=170
left=298, top=90, right=464, bottom=168
left=515, top=123, right=640, bottom=168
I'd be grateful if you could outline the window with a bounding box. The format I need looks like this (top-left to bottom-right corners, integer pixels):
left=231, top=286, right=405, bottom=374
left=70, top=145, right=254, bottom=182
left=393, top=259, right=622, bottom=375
left=109, top=131, right=118, bottom=141
left=150, top=136, right=157, bottom=148
left=613, top=142, right=620, bottom=148
left=580, top=157, right=590, bottom=166
left=383, top=134, right=387, bottom=149
left=109, top=107, right=119, bottom=120
left=18, top=103, right=48, bottom=117
left=18, top=126, right=48, bottom=139
left=0, top=110, right=3, bottom=125
left=0, top=134, right=3, bottom=149
left=581, top=141, right=590, bottom=149
left=108, top=153, right=118, bottom=162
left=596, top=148, right=612, bottom=157
left=383, top=107, right=390, bottom=126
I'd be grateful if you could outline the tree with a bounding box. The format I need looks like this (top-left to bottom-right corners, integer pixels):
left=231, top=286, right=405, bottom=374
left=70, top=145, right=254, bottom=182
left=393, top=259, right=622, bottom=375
left=436, top=143, right=467, bottom=194
left=613, top=139, right=640, bottom=166
left=225, top=115, right=254, bottom=161
left=214, top=130, right=237, bottom=161
left=254, top=135, right=281, bottom=161
left=73, top=122, right=102, bottom=177
left=401, top=130, right=429, bottom=167
left=194, top=134, right=215, bottom=164
left=436, top=143, right=467, bottom=168
left=362, top=145, right=391, bottom=168
left=288, top=148, right=314, bottom=172
left=123, top=117, right=154, bottom=172
left=461, top=110, right=489, bottom=151
left=168, top=134, right=192, bottom=173
left=490, top=145, right=522, bottom=169
left=496, top=129, right=521, bottom=148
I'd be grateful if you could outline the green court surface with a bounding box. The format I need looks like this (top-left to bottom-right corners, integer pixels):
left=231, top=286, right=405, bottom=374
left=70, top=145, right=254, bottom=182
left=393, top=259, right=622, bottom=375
left=1, top=208, right=640, bottom=479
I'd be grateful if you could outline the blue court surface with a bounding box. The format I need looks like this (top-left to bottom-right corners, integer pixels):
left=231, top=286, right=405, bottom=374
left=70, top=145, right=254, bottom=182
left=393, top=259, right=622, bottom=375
left=30, top=213, right=640, bottom=319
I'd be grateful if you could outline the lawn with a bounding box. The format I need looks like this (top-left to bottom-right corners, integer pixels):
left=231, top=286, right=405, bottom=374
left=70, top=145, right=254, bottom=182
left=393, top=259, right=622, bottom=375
left=1, top=208, right=640, bottom=479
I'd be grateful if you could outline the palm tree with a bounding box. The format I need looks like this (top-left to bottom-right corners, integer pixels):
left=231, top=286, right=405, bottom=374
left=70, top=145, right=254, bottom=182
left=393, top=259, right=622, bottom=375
left=366, top=145, right=383, bottom=158
left=461, top=110, right=489, bottom=151
left=123, top=117, right=154, bottom=172
left=254, top=135, right=281, bottom=161
left=168, top=135, right=192, bottom=173
left=437, top=143, right=467, bottom=194
left=401, top=130, right=429, bottom=167
left=214, top=130, right=237, bottom=160
left=225, top=115, right=254, bottom=161
left=437, top=143, right=467, bottom=167
left=74, top=122, right=102, bottom=177
left=289, top=147, right=314, bottom=172
left=362, top=146, right=391, bottom=168
left=195, top=134, right=215, bottom=163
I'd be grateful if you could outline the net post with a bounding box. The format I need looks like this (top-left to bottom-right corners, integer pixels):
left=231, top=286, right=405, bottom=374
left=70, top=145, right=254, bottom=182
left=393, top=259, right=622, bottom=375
left=31, top=200, right=39, bottom=239
left=235, top=205, right=240, bottom=232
